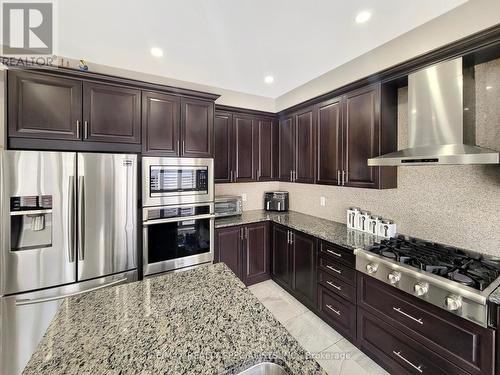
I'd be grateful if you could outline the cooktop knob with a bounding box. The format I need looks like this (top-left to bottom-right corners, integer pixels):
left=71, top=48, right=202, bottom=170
left=445, top=295, right=462, bottom=311
left=387, top=271, right=401, bottom=284
left=366, top=263, right=378, bottom=274
left=414, top=282, right=429, bottom=296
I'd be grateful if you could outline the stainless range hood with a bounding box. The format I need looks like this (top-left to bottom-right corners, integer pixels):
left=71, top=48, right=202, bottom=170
left=368, top=58, right=499, bottom=166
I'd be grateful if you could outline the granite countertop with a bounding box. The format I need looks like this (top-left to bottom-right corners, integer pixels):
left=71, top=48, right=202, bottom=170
left=215, top=210, right=500, bottom=306
left=215, top=209, right=379, bottom=250
left=23, top=263, right=326, bottom=375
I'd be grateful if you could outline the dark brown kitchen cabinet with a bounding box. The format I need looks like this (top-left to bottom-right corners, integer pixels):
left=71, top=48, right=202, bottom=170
left=215, top=222, right=270, bottom=286
left=142, top=91, right=180, bottom=155
left=316, top=97, right=342, bottom=185
left=255, top=118, right=275, bottom=181
left=272, top=224, right=316, bottom=308
left=278, top=116, right=295, bottom=181
left=8, top=70, right=82, bottom=140
left=83, top=82, right=141, bottom=144
left=181, top=97, right=214, bottom=157
left=294, top=107, right=316, bottom=183
left=233, top=114, right=256, bottom=182
left=214, top=111, right=233, bottom=182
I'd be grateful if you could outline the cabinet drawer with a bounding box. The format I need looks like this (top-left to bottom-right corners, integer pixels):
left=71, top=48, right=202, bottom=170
left=357, top=274, right=494, bottom=375
left=318, top=256, right=356, bottom=286
left=318, top=285, right=356, bottom=341
left=318, top=270, right=356, bottom=303
left=319, top=241, right=354, bottom=266
left=358, top=309, right=469, bottom=375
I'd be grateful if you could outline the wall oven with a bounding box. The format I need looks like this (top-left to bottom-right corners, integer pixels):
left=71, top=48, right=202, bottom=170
left=142, top=157, right=214, bottom=207
left=143, top=202, right=215, bottom=275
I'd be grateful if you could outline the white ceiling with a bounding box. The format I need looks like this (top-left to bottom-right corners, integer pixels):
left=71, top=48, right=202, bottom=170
left=57, top=0, right=467, bottom=98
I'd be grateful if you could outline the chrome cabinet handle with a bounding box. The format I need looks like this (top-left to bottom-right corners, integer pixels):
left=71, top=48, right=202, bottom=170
left=77, top=176, right=85, bottom=261
left=177, top=140, right=180, bottom=154
left=287, top=230, right=290, bottom=244
left=326, top=304, right=341, bottom=315
left=337, top=170, right=341, bottom=185
left=245, top=227, right=249, bottom=239
left=342, top=170, right=346, bottom=185
left=15, top=278, right=127, bottom=306
left=67, top=176, right=76, bottom=263
left=144, top=213, right=216, bottom=226
left=240, top=227, right=244, bottom=240
left=326, top=265, right=342, bottom=274
left=83, top=121, right=89, bottom=139
left=392, top=351, right=423, bottom=373
left=290, top=232, right=294, bottom=244
left=326, top=249, right=342, bottom=258
left=290, top=170, right=293, bottom=182
left=76, top=120, right=81, bottom=139
left=393, top=307, right=424, bottom=325
left=182, top=140, right=185, bottom=155
left=326, top=281, right=341, bottom=290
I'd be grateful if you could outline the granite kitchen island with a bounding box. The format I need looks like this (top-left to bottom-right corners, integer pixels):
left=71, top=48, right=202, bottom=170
left=23, top=263, right=325, bottom=375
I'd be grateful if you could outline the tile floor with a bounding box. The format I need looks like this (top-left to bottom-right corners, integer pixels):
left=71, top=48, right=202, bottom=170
left=248, top=279, right=389, bottom=375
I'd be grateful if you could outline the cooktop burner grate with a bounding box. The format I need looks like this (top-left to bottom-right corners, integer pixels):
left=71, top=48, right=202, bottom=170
left=367, top=236, right=500, bottom=291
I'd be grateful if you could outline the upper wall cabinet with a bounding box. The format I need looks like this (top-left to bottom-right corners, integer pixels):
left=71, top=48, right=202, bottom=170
left=278, top=115, right=295, bottom=182
left=214, top=107, right=277, bottom=183
left=142, top=91, right=180, bottom=156
left=8, top=70, right=82, bottom=140
left=181, top=97, right=214, bottom=158
left=83, top=82, right=141, bottom=144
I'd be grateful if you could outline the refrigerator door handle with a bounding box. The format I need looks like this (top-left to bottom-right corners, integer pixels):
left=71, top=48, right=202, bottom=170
left=68, top=176, right=76, bottom=263
left=77, top=176, right=85, bottom=261
left=14, top=277, right=127, bottom=306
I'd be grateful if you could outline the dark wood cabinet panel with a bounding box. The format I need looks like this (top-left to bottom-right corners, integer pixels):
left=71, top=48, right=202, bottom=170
left=294, top=108, right=315, bottom=184
left=318, top=256, right=356, bottom=286
left=319, top=241, right=355, bottom=267
left=8, top=70, right=82, bottom=140
left=83, top=82, right=141, bottom=144
left=242, top=222, right=270, bottom=286
left=316, top=98, right=342, bottom=185
left=181, top=98, right=214, bottom=157
left=342, top=85, right=380, bottom=188
left=233, top=114, right=255, bottom=182
left=357, top=273, right=494, bottom=375
left=358, top=308, right=470, bottom=375
left=214, top=111, right=233, bottom=182
left=278, top=116, right=295, bottom=181
left=256, top=118, right=274, bottom=181
left=142, top=91, right=180, bottom=155
left=318, top=285, right=356, bottom=341
left=318, top=270, right=356, bottom=303
left=272, top=224, right=292, bottom=287
left=292, top=231, right=316, bottom=306
left=215, top=226, right=242, bottom=279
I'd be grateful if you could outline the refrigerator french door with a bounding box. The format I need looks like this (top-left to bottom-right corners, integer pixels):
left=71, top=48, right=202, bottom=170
left=0, top=150, right=138, bottom=375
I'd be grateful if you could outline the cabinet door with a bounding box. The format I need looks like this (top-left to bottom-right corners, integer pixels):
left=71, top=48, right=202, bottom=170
left=343, top=85, right=380, bottom=188
left=215, top=226, right=242, bottom=279
left=233, top=114, right=255, bottom=182
left=181, top=98, right=214, bottom=157
left=278, top=116, right=295, bottom=181
left=294, top=108, right=315, bottom=183
left=256, top=118, right=274, bottom=181
left=272, top=224, right=292, bottom=287
left=317, top=98, right=343, bottom=185
left=214, top=111, right=233, bottom=183
left=292, top=230, right=316, bottom=306
left=142, top=91, right=180, bottom=156
left=8, top=71, right=82, bottom=140
left=242, top=222, right=270, bottom=286
left=83, top=82, right=141, bottom=144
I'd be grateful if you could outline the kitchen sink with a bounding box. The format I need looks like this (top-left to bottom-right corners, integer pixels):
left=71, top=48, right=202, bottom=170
left=236, top=362, right=289, bottom=375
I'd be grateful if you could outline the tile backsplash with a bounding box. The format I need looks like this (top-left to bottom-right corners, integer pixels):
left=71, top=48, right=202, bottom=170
left=216, top=59, right=500, bottom=256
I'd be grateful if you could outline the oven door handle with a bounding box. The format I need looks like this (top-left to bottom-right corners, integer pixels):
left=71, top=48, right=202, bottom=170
left=143, top=214, right=216, bottom=226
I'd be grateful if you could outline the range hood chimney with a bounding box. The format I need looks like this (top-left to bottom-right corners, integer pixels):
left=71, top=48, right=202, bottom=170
left=368, top=58, right=499, bottom=166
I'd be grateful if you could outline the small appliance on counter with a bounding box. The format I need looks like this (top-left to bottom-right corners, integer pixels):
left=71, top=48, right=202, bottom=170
left=215, top=195, right=243, bottom=218
left=264, top=191, right=289, bottom=212
left=346, top=206, right=396, bottom=238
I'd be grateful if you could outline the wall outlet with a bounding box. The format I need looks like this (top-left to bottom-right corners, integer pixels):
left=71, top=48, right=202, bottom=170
left=320, top=196, right=326, bottom=207
left=241, top=193, right=247, bottom=202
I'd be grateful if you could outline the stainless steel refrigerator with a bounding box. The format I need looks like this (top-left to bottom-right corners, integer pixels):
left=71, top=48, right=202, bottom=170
left=0, top=150, right=138, bottom=375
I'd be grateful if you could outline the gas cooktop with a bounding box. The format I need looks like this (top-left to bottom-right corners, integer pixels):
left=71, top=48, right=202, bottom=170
left=367, top=236, right=500, bottom=292
left=354, top=236, right=500, bottom=327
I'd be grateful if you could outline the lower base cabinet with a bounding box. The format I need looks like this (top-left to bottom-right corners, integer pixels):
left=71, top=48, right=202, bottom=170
left=215, top=222, right=270, bottom=286
left=318, top=285, right=356, bottom=342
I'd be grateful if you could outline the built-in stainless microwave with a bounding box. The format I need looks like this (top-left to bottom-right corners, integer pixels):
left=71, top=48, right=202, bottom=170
left=142, top=157, right=214, bottom=207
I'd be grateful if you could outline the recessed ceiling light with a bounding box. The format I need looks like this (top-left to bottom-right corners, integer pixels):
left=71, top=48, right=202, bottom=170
left=264, top=75, right=274, bottom=84
left=150, top=47, right=163, bottom=58
left=486, top=85, right=493, bottom=90
left=355, top=11, right=372, bottom=24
